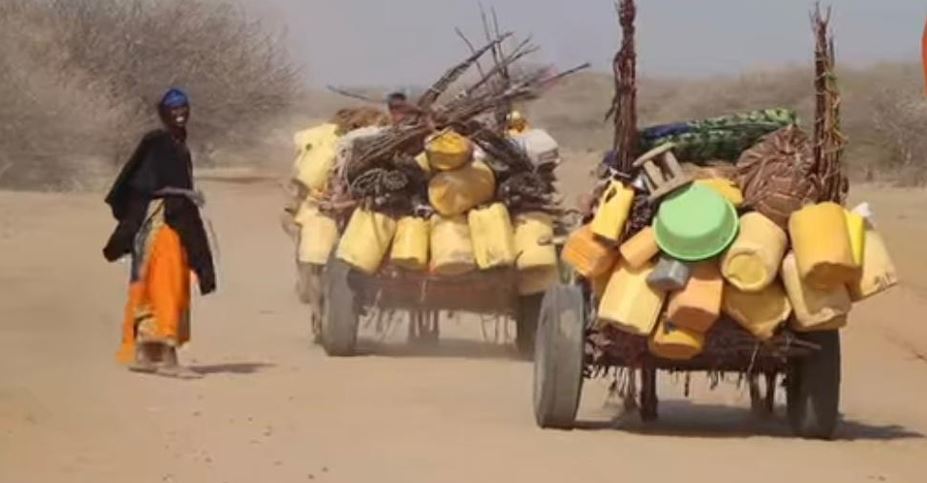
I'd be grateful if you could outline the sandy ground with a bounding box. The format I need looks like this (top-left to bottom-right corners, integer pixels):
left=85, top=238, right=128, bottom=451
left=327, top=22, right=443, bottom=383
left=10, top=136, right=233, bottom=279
left=1, top=176, right=926, bottom=483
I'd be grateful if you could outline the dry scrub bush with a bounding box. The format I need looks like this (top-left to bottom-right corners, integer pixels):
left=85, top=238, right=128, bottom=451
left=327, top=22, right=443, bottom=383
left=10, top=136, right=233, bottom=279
left=0, top=0, right=299, bottom=190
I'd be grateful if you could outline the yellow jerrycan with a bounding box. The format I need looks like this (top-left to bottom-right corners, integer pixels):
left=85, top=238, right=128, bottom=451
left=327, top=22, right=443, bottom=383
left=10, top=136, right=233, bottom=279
left=722, top=281, right=792, bottom=341
left=589, top=180, right=635, bottom=245
left=430, top=215, right=476, bottom=276
left=425, top=129, right=473, bottom=171
left=336, top=208, right=397, bottom=275
left=781, top=252, right=850, bottom=332
left=513, top=212, right=557, bottom=270
left=789, top=202, right=858, bottom=290
left=619, top=226, right=660, bottom=270
left=428, top=161, right=496, bottom=217
left=849, top=226, right=898, bottom=301
left=598, top=260, right=666, bottom=336
left=844, top=209, right=866, bottom=268
left=518, top=266, right=560, bottom=296
left=468, top=203, right=517, bottom=270
left=649, top=318, right=705, bottom=361
left=721, top=211, right=787, bottom=292
left=390, top=216, right=430, bottom=271
left=666, top=262, right=723, bottom=333
left=293, top=123, right=340, bottom=194
left=295, top=202, right=340, bottom=266
left=562, top=225, right=618, bottom=279
left=694, top=178, right=744, bottom=207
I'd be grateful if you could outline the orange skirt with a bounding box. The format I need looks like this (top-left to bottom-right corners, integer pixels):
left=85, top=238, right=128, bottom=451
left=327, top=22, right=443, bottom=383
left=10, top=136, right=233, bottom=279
left=116, top=224, right=192, bottom=365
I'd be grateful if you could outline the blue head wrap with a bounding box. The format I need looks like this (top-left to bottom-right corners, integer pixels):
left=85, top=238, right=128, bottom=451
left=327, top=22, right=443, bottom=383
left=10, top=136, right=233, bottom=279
left=160, top=88, right=189, bottom=109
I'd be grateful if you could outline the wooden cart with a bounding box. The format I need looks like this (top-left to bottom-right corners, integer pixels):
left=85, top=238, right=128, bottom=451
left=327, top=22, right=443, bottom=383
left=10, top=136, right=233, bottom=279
left=314, top=257, right=546, bottom=358
left=531, top=282, right=841, bottom=439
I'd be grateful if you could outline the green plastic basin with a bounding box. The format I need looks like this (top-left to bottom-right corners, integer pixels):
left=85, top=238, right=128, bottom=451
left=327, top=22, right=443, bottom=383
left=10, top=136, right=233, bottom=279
left=653, top=184, right=739, bottom=261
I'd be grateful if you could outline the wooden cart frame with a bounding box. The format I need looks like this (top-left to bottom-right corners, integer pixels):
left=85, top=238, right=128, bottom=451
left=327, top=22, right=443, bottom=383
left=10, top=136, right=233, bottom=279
left=532, top=282, right=841, bottom=439
left=310, top=257, right=547, bottom=358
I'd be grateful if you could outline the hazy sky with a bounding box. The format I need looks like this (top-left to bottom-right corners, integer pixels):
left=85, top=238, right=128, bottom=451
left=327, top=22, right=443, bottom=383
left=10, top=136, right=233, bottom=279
left=248, top=0, right=925, bottom=87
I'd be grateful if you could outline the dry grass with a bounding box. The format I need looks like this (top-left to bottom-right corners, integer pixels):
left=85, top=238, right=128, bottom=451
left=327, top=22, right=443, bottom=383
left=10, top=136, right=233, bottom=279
left=0, top=0, right=299, bottom=190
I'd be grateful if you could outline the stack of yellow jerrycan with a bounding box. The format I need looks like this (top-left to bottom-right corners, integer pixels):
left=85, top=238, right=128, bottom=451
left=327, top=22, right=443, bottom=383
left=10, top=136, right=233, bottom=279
left=293, top=123, right=340, bottom=195
left=291, top=122, right=342, bottom=268
left=562, top=147, right=902, bottom=361
left=326, top=124, right=562, bottom=298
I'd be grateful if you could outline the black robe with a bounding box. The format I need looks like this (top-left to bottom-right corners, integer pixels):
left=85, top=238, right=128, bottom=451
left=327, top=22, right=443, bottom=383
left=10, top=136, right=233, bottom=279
left=103, top=129, right=216, bottom=295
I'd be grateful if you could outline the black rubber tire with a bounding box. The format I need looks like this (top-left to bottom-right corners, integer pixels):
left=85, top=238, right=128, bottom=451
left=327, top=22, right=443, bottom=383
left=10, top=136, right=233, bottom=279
left=787, top=330, right=841, bottom=439
left=320, top=259, right=359, bottom=357
left=533, top=284, right=585, bottom=430
left=515, top=294, right=543, bottom=359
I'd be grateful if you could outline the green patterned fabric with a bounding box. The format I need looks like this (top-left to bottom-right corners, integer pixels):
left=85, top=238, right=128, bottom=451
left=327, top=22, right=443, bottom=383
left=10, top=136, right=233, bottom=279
left=640, top=109, right=798, bottom=163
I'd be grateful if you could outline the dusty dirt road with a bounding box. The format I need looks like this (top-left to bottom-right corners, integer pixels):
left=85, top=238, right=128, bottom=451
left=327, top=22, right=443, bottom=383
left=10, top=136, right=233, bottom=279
left=1, top=177, right=926, bottom=483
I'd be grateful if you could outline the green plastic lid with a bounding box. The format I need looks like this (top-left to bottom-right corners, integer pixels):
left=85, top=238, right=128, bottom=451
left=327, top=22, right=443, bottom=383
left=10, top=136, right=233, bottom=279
left=653, top=184, right=739, bottom=261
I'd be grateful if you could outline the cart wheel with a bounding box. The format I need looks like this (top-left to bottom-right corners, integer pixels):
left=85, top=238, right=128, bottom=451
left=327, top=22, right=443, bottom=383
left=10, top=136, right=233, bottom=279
left=320, top=258, right=359, bottom=357
left=533, top=284, right=585, bottom=429
left=515, top=294, right=543, bottom=359
left=786, top=330, right=841, bottom=439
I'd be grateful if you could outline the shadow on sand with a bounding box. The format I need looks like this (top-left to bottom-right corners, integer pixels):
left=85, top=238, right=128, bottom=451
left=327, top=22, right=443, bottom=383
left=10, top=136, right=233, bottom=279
left=189, top=362, right=276, bottom=375
left=354, top=337, right=526, bottom=362
left=573, top=400, right=924, bottom=441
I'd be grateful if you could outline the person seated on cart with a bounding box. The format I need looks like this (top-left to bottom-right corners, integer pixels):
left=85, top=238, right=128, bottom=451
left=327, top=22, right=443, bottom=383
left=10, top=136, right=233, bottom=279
left=506, top=110, right=529, bottom=136
left=386, top=92, right=416, bottom=125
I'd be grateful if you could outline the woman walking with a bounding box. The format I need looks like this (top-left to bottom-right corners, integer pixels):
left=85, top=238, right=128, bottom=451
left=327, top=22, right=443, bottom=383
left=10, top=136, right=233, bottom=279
left=103, top=88, right=216, bottom=378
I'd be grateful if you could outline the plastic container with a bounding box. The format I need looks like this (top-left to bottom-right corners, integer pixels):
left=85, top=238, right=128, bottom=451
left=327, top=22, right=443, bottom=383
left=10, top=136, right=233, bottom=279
left=511, top=128, right=560, bottom=167
left=469, top=203, right=517, bottom=270
left=721, top=212, right=787, bottom=292
left=845, top=209, right=866, bottom=268
left=425, top=129, right=473, bottom=171
left=722, top=281, right=792, bottom=341
left=390, top=216, right=430, bottom=271
left=647, top=256, right=691, bottom=292
left=518, top=266, right=560, bottom=296
left=619, top=226, right=660, bottom=269
left=590, top=261, right=616, bottom=299
left=413, top=151, right=432, bottom=174
left=781, top=253, right=850, bottom=332
left=295, top=202, right=339, bottom=265
left=513, top=212, right=557, bottom=270
left=653, top=184, right=739, bottom=261
left=293, top=124, right=340, bottom=194
left=293, top=123, right=337, bottom=154
left=789, top=202, right=858, bottom=290
left=430, top=215, right=476, bottom=276
left=562, top=225, right=619, bottom=279
left=428, top=160, right=496, bottom=217
left=849, top=217, right=898, bottom=302
left=336, top=208, right=397, bottom=275
left=694, top=178, right=744, bottom=207
left=648, top=319, right=705, bottom=361
left=590, top=180, right=635, bottom=245
left=666, top=262, right=723, bottom=333
left=598, top=261, right=666, bottom=336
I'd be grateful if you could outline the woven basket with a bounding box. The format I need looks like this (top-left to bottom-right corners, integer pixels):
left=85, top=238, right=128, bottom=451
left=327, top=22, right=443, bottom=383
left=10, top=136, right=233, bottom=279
left=736, top=126, right=821, bottom=229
